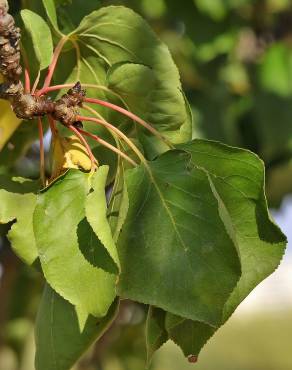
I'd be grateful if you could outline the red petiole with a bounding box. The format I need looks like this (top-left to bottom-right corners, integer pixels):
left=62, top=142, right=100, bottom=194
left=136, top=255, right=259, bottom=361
left=77, top=127, right=137, bottom=167
left=42, top=37, right=68, bottom=91
left=24, top=68, right=30, bottom=93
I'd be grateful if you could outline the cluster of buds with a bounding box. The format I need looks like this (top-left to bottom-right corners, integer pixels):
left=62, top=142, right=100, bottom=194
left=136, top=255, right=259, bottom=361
left=13, top=82, right=86, bottom=126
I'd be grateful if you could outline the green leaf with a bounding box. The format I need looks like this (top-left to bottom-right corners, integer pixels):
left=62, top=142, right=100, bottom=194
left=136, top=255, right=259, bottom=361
left=146, top=307, right=215, bottom=362
left=33, top=170, right=116, bottom=317
left=35, top=284, right=119, bottom=370
left=118, top=148, right=241, bottom=325
left=71, top=6, right=192, bottom=157
left=85, top=166, right=120, bottom=270
left=179, top=140, right=286, bottom=319
left=107, top=62, right=191, bottom=153
left=165, top=313, right=215, bottom=360
left=0, top=176, right=39, bottom=265
left=118, top=139, right=286, bottom=359
left=20, top=9, right=54, bottom=70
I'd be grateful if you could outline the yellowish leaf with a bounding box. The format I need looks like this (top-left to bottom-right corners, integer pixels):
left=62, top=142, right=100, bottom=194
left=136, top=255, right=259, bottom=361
left=50, top=134, right=93, bottom=180
left=0, top=75, right=22, bottom=150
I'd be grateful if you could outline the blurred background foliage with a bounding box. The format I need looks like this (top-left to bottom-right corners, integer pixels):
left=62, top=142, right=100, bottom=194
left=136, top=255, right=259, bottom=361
left=1, top=0, right=292, bottom=369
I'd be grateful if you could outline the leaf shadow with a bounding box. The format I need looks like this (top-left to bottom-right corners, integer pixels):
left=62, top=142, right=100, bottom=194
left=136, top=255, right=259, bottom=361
left=77, top=218, right=118, bottom=274
left=0, top=175, right=39, bottom=194
left=255, top=193, right=287, bottom=244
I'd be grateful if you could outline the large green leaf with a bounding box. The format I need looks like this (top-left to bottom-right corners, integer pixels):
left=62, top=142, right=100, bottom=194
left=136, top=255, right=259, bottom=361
left=70, top=6, right=191, bottom=155
left=35, top=284, right=119, bottom=370
left=33, top=170, right=116, bottom=317
left=118, top=139, right=286, bottom=359
left=20, top=9, right=54, bottom=70
left=118, top=148, right=241, bottom=325
left=0, top=176, right=39, bottom=265
left=180, top=140, right=286, bottom=319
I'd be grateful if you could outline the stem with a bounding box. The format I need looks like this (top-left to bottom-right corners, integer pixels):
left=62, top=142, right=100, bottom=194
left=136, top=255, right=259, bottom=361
left=24, top=68, right=31, bottom=93
left=78, top=127, right=137, bottom=167
left=84, top=97, right=173, bottom=148
left=42, top=37, right=68, bottom=91
left=78, top=110, right=146, bottom=164
left=37, top=117, right=45, bottom=186
left=67, top=125, right=98, bottom=169
left=20, top=43, right=31, bottom=93
left=37, top=83, right=74, bottom=96
left=31, top=70, right=40, bottom=95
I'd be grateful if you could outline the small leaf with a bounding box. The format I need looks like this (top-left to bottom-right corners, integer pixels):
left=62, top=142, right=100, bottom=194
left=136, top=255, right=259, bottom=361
left=85, top=166, right=120, bottom=270
left=50, top=134, right=92, bottom=180
left=35, top=284, right=119, bottom=370
left=21, top=9, right=54, bottom=70
left=33, top=170, right=116, bottom=317
left=0, top=176, right=39, bottom=265
left=165, top=313, right=215, bottom=359
left=146, top=308, right=215, bottom=363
